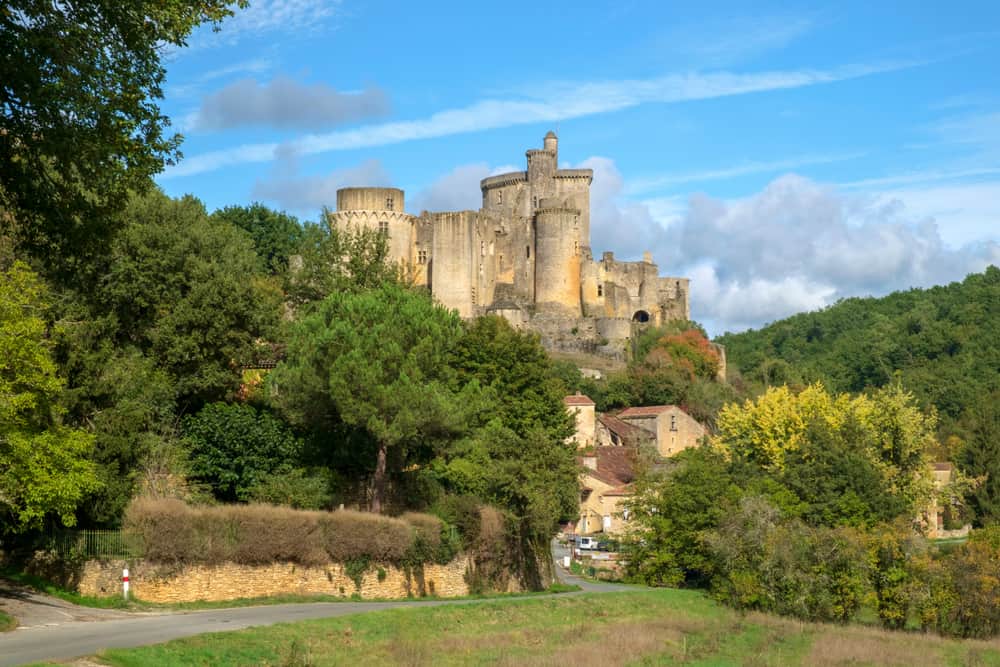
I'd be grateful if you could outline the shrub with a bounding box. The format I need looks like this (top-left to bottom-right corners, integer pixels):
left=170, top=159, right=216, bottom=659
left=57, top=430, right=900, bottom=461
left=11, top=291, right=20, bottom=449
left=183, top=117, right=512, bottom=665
left=123, top=499, right=456, bottom=567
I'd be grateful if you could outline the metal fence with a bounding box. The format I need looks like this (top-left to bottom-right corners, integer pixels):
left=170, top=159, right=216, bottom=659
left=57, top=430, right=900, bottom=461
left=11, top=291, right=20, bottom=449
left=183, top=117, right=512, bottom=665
left=74, top=529, right=137, bottom=559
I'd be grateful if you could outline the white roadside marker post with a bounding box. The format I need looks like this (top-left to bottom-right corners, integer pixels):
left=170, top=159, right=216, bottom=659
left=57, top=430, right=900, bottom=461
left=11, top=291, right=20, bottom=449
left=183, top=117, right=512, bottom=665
left=123, top=567, right=130, bottom=601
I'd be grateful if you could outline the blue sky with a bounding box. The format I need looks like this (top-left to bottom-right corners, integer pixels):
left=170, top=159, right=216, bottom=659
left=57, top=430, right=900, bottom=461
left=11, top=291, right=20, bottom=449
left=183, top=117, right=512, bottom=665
left=156, top=0, right=1000, bottom=335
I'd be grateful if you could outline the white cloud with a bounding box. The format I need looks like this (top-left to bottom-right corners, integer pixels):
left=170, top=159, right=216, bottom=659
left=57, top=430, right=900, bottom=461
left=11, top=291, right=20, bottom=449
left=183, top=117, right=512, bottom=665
left=185, top=0, right=341, bottom=50
left=251, top=159, right=390, bottom=213
left=191, top=77, right=388, bottom=131
left=164, top=59, right=919, bottom=178
left=583, top=161, right=998, bottom=335
left=409, top=163, right=491, bottom=213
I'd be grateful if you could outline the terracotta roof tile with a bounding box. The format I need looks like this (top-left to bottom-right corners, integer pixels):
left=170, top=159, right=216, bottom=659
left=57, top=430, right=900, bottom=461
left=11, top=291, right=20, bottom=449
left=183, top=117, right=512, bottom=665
left=564, top=394, right=596, bottom=406
left=618, top=405, right=675, bottom=418
left=598, top=414, right=650, bottom=441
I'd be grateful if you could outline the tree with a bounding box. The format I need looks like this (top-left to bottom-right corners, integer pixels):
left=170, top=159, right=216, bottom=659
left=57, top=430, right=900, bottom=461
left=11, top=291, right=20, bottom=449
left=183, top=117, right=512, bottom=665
left=959, top=391, right=1000, bottom=525
left=211, top=203, right=303, bottom=275
left=270, top=284, right=472, bottom=513
left=97, top=190, right=282, bottom=408
left=0, top=262, right=100, bottom=531
left=182, top=403, right=304, bottom=503
left=285, top=218, right=401, bottom=310
left=1, top=0, right=245, bottom=266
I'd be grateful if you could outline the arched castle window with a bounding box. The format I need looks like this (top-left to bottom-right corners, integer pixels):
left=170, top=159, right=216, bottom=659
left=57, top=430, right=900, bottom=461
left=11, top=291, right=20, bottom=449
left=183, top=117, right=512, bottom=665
left=418, top=249, right=427, bottom=264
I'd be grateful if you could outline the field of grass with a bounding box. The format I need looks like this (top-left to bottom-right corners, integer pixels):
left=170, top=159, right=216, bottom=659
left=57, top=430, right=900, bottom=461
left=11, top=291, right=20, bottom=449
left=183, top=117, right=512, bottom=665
left=62, top=589, right=1000, bottom=666
left=0, top=609, right=16, bottom=632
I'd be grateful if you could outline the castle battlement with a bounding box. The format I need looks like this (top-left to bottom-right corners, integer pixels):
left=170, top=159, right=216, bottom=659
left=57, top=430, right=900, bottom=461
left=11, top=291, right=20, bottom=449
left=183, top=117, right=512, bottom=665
left=329, top=133, right=691, bottom=358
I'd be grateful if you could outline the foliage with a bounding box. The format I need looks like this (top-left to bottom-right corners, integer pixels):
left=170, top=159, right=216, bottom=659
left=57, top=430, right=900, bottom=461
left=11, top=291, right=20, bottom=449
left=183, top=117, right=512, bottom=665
left=182, top=402, right=305, bottom=503
left=705, top=497, right=870, bottom=623
left=0, top=262, right=100, bottom=531
left=717, top=267, right=1000, bottom=433
left=866, top=522, right=925, bottom=630
left=284, top=218, right=401, bottom=310
left=124, top=498, right=450, bottom=567
left=246, top=469, right=331, bottom=510
left=1, top=0, right=245, bottom=267
left=211, top=203, right=303, bottom=275
left=959, top=390, right=1000, bottom=526
left=713, top=382, right=933, bottom=525
left=96, top=190, right=282, bottom=408
left=623, top=446, right=741, bottom=587
left=271, top=284, right=471, bottom=513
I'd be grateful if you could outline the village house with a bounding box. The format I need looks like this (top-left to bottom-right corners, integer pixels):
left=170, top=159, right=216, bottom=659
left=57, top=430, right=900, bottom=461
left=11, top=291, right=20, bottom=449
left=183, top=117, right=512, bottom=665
left=617, top=405, right=706, bottom=458
left=577, top=447, right=636, bottom=535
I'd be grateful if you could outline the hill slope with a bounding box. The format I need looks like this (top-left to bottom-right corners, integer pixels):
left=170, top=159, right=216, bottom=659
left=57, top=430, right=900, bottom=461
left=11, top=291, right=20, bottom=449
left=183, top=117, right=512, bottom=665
left=716, top=266, right=1000, bottom=425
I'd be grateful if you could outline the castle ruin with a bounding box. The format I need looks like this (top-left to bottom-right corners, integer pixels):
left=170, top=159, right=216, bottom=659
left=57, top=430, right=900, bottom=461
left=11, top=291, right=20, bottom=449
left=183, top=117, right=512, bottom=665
left=328, top=132, right=690, bottom=358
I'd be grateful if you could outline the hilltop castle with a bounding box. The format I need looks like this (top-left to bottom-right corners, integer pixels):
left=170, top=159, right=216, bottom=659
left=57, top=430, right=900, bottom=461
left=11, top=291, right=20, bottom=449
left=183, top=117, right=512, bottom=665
left=328, top=132, right=690, bottom=358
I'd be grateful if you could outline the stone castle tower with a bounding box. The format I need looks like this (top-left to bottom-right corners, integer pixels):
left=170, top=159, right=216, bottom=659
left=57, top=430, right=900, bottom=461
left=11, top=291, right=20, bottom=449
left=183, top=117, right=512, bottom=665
left=326, top=133, right=690, bottom=359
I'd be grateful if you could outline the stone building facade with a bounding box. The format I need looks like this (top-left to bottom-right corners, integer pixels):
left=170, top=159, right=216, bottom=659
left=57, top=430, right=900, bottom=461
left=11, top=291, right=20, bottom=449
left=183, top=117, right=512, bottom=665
left=327, top=132, right=691, bottom=355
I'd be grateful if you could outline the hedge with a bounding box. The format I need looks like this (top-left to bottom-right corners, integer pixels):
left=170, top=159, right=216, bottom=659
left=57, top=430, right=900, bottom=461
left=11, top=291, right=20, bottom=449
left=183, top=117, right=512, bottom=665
left=123, top=498, right=452, bottom=566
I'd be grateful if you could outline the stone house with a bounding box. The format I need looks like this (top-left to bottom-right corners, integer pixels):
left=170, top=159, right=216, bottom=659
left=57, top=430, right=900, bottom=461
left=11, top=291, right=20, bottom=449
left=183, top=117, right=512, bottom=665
left=576, top=447, right=636, bottom=536
left=563, top=393, right=596, bottom=448
left=922, top=462, right=971, bottom=539
left=596, top=413, right=654, bottom=449
left=616, top=405, right=706, bottom=457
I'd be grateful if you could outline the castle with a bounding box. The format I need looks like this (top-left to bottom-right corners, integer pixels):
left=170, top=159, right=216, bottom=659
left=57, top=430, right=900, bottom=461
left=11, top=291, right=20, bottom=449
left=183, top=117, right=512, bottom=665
left=328, top=132, right=690, bottom=358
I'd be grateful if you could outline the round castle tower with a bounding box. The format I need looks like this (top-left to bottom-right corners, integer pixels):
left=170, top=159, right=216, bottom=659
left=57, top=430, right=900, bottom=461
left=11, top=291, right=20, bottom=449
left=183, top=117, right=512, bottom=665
left=328, top=187, right=413, bottom=267
left=534, top=199, right=582, bottom=316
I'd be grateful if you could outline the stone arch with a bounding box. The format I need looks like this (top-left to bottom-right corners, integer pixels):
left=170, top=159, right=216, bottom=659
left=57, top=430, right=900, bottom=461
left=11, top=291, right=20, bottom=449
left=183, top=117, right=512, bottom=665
left=632, top=310, right=650, bottom=323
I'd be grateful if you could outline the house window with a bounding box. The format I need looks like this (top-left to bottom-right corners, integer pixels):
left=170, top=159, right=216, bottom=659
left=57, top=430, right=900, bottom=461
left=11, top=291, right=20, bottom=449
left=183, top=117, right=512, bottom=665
left=598, top=285, right=603, bottom=297
left=418, top=249, right=427, bottom=265
left=378, top=220, right=389, bottom=235
left=385, top=196, right=394, bottom=209
left=670, top=415, right=677, bottom=431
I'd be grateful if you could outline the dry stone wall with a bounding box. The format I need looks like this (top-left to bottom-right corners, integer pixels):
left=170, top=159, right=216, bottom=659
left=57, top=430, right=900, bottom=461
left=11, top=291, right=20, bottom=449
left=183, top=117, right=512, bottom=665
left=76, top=555, right=513, bottom=603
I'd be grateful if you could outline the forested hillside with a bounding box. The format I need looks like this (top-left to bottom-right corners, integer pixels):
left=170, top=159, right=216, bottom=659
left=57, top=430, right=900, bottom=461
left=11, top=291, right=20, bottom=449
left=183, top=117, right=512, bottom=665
left=717, top=266, right=1000, bottom=431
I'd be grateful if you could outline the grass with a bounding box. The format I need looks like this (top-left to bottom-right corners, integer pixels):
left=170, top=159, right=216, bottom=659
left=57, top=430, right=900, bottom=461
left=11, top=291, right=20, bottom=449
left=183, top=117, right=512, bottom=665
left=0, top=567, right=131, bottom=610
left=50, top=589, right=1000, bottom=667
left=0, top=609, right=16, bottom=632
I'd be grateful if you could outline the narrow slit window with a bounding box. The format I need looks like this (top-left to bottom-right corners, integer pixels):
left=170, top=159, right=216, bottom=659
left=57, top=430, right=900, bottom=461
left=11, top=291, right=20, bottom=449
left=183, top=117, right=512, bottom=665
left=526, top=245, right=530, bottom=259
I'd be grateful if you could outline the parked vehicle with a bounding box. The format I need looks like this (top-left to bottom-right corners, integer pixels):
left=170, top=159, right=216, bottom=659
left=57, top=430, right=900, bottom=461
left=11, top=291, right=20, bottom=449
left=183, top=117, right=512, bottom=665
left=576, top=536, right=599, bottom=550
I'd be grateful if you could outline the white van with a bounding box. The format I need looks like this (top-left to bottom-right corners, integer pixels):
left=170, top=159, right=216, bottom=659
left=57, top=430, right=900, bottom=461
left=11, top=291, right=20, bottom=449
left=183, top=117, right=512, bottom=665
left=576, top=536, right=598, bottom=550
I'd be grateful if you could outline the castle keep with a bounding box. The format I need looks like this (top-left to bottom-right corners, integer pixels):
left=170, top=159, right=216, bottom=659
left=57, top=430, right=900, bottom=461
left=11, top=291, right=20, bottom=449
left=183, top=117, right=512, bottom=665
left=328, top=133, right=690, bottom=357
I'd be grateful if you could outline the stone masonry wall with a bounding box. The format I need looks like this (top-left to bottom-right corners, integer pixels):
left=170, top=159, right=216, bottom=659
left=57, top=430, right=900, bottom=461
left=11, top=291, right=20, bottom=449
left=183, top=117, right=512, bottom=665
left=76, top=555, right=509, bottom=603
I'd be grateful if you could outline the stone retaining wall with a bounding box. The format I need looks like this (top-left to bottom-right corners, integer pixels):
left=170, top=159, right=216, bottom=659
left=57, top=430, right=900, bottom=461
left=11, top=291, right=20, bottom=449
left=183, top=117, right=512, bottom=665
left=77, top=555, right=506, bottom=603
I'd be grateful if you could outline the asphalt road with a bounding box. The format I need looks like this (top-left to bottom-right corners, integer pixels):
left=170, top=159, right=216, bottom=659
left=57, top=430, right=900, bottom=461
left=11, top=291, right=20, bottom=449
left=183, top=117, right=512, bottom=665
left=0, top=543, right=626, bottom=666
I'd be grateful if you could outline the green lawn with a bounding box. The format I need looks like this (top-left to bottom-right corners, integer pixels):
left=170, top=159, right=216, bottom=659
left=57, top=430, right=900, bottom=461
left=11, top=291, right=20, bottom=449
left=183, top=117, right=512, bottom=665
left=58, top=589, right=1000, bottom=666
left=0, top=609, right=16, bottom=632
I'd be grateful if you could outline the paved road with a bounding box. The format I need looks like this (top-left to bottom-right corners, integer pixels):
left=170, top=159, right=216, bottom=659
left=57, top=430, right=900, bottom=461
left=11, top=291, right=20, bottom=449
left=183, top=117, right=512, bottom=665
left=0, top=544, right=627, bottom=666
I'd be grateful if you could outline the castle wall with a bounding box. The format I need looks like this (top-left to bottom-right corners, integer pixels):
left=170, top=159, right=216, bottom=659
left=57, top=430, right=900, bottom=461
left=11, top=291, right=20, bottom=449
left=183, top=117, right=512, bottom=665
left=327, top=209, right=415, bottom=272
left=431, top=211, right=476, bottom=317
left=337, top=187, right=404, bottom=212
left=535, top=205, right=581, bottom=315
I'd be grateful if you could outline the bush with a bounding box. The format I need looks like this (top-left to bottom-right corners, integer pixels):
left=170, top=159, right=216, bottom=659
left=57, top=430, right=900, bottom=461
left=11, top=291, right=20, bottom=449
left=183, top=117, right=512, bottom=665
left=705, top=497, right=870, bottom=623
left=123, top=499, right=453, bottom=567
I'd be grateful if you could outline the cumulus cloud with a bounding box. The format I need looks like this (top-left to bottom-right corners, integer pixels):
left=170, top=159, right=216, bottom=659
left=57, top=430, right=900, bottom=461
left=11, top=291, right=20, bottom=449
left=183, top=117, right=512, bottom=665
left=669, top=175, right=1000, bottom=333
left=252, top=159, right=391, bottom=212
left=193, top=77, right=389, bottom=131
left=583, top=161, right=999, bottom=334
left=409, top=163, right=491, bottom=213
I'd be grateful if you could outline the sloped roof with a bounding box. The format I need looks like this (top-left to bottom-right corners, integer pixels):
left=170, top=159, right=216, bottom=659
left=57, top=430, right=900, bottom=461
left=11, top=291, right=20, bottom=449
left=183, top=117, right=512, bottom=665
left=598, top=414, right=653, bottom=447
left=564, top=394, right=596, bottom=406
left=618, top=405, right=676, bottom=418
left=580, top=446, right=637, bottom=490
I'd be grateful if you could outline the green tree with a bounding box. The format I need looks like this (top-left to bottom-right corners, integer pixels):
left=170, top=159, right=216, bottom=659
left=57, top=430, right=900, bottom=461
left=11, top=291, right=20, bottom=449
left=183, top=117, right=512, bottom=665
left=97, top=190, right=282, bottom=408
left=1, top=0, right=245, bottom=267
left=211, top=203, right=303, bottom=275
left=285, top=218, right=401, bottom=310
left=0, top=262, right=100, bottom=531
left=271, top=284, right=472, bottom=513
left=959, top=390, right=1000, bottom=525
left=183, top=402, right=304, bottom=503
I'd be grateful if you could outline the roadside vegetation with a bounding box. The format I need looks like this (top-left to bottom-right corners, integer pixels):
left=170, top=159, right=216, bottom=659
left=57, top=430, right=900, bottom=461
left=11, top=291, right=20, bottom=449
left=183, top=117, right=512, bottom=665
left=61, top=590, right=1000, bottom=666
